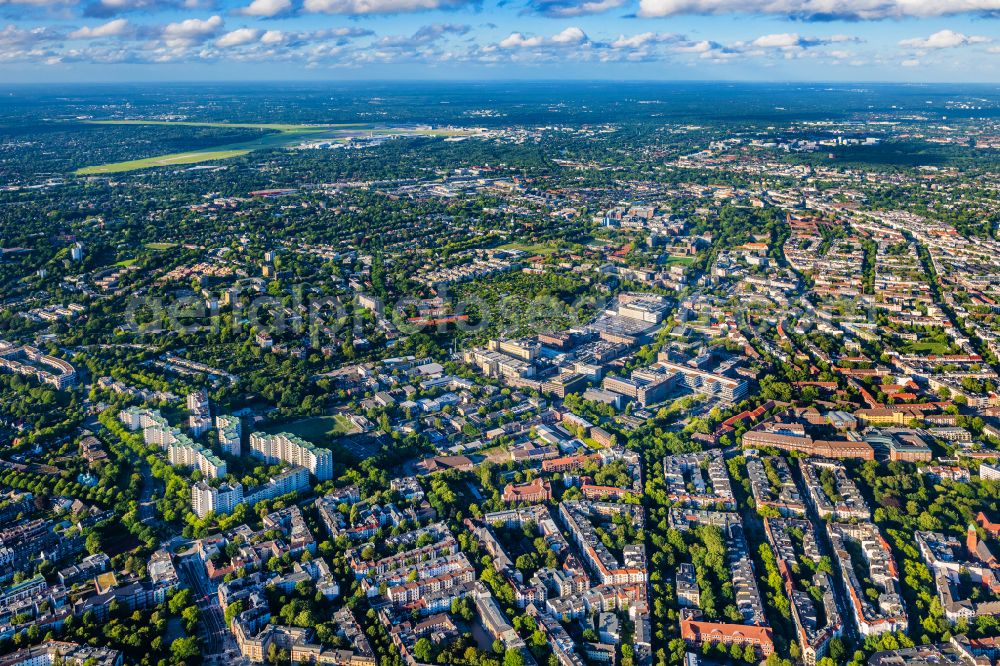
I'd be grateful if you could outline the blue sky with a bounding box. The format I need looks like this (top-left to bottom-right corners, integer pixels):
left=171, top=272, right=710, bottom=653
left=0, top=0, right=998, bottom=81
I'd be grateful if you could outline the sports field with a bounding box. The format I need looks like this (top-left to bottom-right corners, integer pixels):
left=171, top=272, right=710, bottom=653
left=260, top=414, right=358, bottom=442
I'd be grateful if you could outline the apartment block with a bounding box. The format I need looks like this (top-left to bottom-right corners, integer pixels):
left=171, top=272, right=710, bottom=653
left=249, top=431, right=333, bottom=480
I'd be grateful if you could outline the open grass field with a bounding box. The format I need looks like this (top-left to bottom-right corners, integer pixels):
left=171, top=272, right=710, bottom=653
left=78, top=148, right=253, bottom=174
left=261, top=414, right=358, bottom=442
left=899, top=340, right=955, bottom=355
left=76, top=120, right=479, bottom=175
left=145, top=242, right=178, bottom=250
left=498, top=241, right=559, bottom=255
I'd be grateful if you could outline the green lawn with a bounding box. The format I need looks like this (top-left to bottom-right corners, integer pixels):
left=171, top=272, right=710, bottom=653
left=145, top=242, right=178, bottom=250
left=900, top=340, right=954, bottom=355
left=498, top=242, right=559, bottom=255
left=665, top=255, right=696, bottom=266
left=261, top=415, right=357, bottom=442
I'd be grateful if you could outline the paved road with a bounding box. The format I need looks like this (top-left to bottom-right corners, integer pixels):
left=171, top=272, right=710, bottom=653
left=791, top=461, right=861, bottom=647
left=723, top=446, right=860, bottom=648
left=92, top=420, right=162, bottom=524
left=137, top=459, right=160, bottom=524
left=175, top=555, right=247, bottom=664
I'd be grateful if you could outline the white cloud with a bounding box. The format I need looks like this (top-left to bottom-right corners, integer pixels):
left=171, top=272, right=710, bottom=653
left=899, top=29, right=991, bottom=49
left=902, top=58, right=920, bottom=66
left=0, top=17, right=376, bottom=65
left=499, top=26, right=587, bottom=49
left=551, top=26, right=585, bottom=43
left=302, top=0, right=471, bottom=14
left=636, top=0, right=1000, bottom=20
left=535, top=0, right=626, bottom=17
left=673, top=39, right=715, bottom=53
left=236, top=0, right=291, bottom=16
left=83, top=0, right=207, bottom=18
left=665, top=32, right=856, bottom=62
left=499, top=32, right=541, bottom=48
left=750, top=33, right=857, bottom=50
left=216, top=27, right=259, bottom=46
left=260, top=28, right=284, bottom=43
left=752, top=32, right=800, bottom=48
left=610, top=31, right=680, bottom=49
left=70, top=18, right=130, bottom=39
left=0, top=24, right=62, bottom=47
left=0, top=0, right=73, bottom=6
left=162, top=14, right=222, bottom=45
left=252, top=26, right=371, bottom=47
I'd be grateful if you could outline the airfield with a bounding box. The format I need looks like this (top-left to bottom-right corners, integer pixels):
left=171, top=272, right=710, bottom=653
left=75, top=120, right=475, bottom=175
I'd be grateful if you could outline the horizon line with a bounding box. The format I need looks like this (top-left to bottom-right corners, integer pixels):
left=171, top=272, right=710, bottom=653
left=2, top=78, right=1000, bottom=87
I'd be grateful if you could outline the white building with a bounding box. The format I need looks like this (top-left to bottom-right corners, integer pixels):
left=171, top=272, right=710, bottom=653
left=119, top=407, right=226, bottom=479
left=187, top=389, right=212, bottom=437
left=190, top=466, right=309, bottom=519
left=249, top=432, right=333, bottom=481
left=981, top=463, right=1000, bottom=481
left=191, top=481, right=244, bottom=519
left=216, top=415, right=242, bottom=456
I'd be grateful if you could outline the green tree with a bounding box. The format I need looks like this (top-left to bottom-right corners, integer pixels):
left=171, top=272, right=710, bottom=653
left=170, top=636, right=199, bottom=662
left=413, top=638, right=434, bottom=662
left=503, top=649, right=525, bottom=666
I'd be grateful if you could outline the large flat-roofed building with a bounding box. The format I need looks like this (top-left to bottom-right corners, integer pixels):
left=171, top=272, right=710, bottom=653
left=489, top=338, right=540, bottom=362
left=655, top=358, right=748, bottom=403
left=867, top=643, right=974, bottom=666
left=864, top=429, right=932, bottom=463
left=542, top=371, right=589, bottom=398
left=249, top=432, right=333, bottom=481
left=602, top=368, right=675, bottom=407
left=981, top=463, right=1000, bottom=481
left=742, top=430, right=875, bottom=461
left=245, top=466, right=310, bottom=505
left=167, top=435, right=227, bottom=479
left=538, top=331, right=575, bottom=350
left=191, top=466, right=309, bottom=518
left=0, top=641, right=122, bottom=666
left=463, top=348, right=536, bottom=380
left=58, top=553, right=110, bottom=586
left=680, top=617, right=774, bottom=656
left=192, top=480, right=244, bottom=518
left=617, top=293, right=671, bottom=324
left=0, top=343, right=76, bottom=389
left=119, top=407, right=228, bottom=478
left=502, top=478, right=552, bottom=504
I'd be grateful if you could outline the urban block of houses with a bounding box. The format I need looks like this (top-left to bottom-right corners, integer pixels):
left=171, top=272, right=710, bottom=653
left=827, top=522, right=907, bottom=637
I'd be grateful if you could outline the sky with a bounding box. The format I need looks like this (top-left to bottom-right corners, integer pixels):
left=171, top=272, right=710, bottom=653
left=0, top=0, right=999, bottom=82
